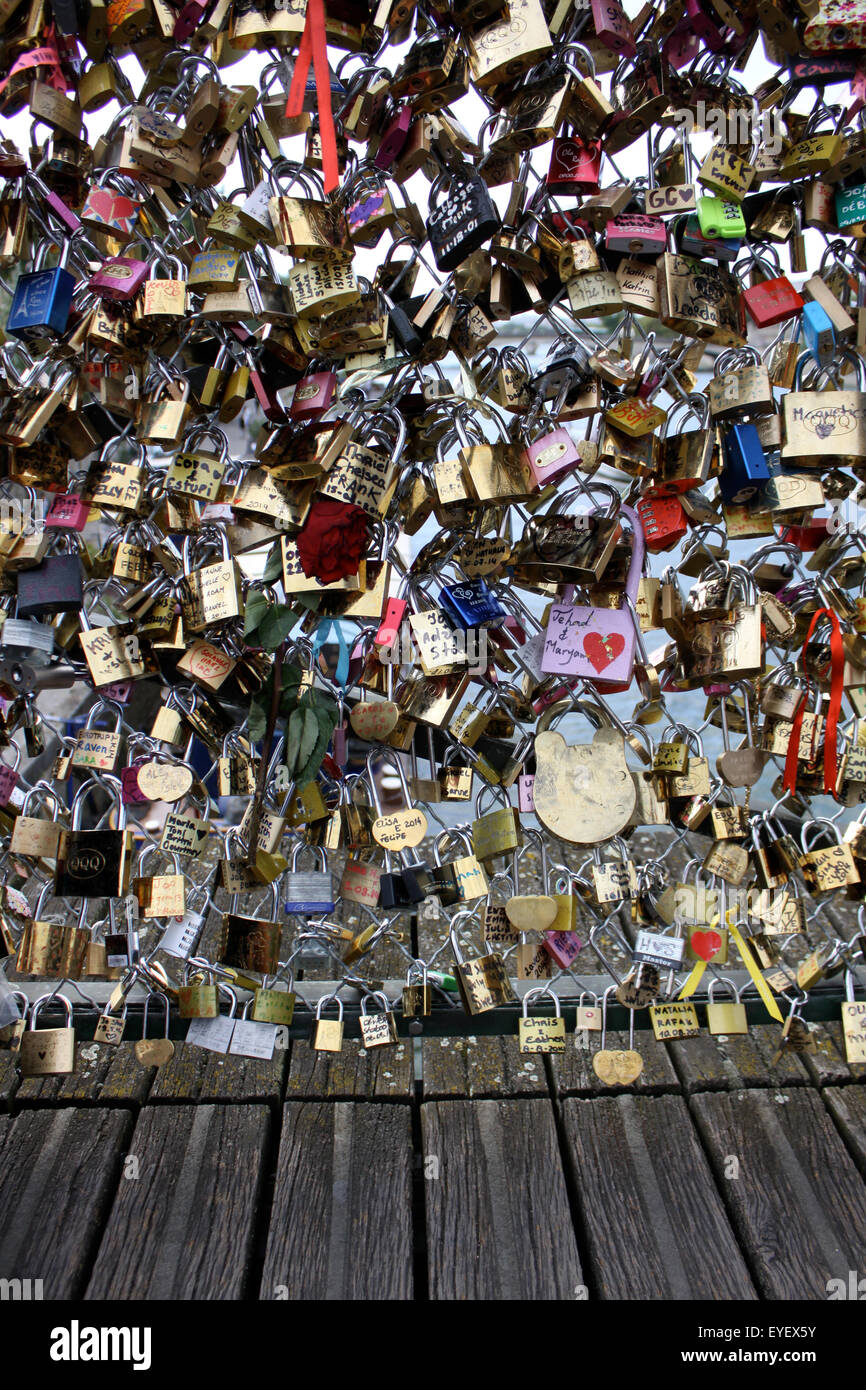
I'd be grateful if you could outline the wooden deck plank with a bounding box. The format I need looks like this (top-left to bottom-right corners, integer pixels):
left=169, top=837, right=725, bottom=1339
left=690, top=1089, right=866, bottom=1299
left=422, top=1099, right=583, bottom=1299
left=560, top=1095, right=756, bottom=1300
left=86, top=1104, right=269, bottom=1300
left=259, top=1102, right=413, bottom=1300
left=146, top=1042, right=286, bottom=1103
left=98, top=1044, right=157, bottom=1103
left=14, top=1039, right=132, bottom=1106
left=823, top=1087, right=866, bottom=1179
left=284, top=1040, right=414, bottom=1100
left=549, top=1030, right=680, bottom=1097
left=0, top=1108, right=132, bottom=1299
left=800, top=1022, right=866, bottom=1088
left=665, top=1025, right=811, bottom=1094
left=0, top=1052, right=19, bottom=1109
left=421, top=1036, right=551, bottom=1099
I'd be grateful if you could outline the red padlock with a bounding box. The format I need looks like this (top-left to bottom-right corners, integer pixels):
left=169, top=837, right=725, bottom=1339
left=637, top=494, right=689, bottom=551
left=45, top=493, right=90, bottom=531
left=742, top=275, right=804, bottom=327
left=249, top=366, right=287, bottom=424
left=547, top=136, right=602, bottom=195
left=289, top=371, right=337, bottom=422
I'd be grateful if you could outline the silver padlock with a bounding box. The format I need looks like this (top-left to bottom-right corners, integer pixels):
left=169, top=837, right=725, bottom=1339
left=284, top=841, right=335, bottom=915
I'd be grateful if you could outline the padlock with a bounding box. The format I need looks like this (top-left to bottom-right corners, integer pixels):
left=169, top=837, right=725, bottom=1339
left=705, top=978, right=749, bottom=1035
left=19, top=993, right=76, bottom=1076
left=359, top=990, right=399, bottom=1048
left=134, top=992, right=175, bottom=1068
left=310, top=993, right=344, bottom=1052
left=55, top=776, right=134, bottom=900
left=284, top=842, right=335, bottom=915
left=178, top=961, right=220, bottom=1019
left=591, top=987, right=643, bottom=1085
left=450, top=914, right=517, bottom=1015
left=403, top=960, right=432, bottom=1018
left=518, top=986, right=566, bottom=1053
left=185, top=984, right=238, bottom=1054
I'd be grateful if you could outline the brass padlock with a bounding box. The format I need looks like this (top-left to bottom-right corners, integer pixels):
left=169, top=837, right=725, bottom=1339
left=705, top=979, right=749, bottom=1035
left=19, top=993, right=76, bottom=1076
left=310, top=994, right=344, bottom=1052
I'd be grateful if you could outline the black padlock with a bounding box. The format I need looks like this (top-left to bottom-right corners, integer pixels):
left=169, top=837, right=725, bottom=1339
left=427, top=171, right=499, bottom=272
left=17, top=553, right=84, bottom=616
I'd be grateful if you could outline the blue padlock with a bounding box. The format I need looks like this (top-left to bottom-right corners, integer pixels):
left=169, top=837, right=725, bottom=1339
left=720, top=423, right=771, bottom=506
left=7, top=239, right=76, bottom=344
left=801, top=300, right=835, bottom=367
left=438, top=579, right=505, bottom=629
left=680, top=214, right=741, bottom=263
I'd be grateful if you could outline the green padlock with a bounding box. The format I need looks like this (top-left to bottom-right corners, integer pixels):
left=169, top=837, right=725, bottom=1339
left=697, top=195, right=746, bottom=241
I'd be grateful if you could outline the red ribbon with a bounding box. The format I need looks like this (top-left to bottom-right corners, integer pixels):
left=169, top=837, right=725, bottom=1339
left=285, top=0, right=339, bottom=196
left=783, top=607, right=844, bottom=799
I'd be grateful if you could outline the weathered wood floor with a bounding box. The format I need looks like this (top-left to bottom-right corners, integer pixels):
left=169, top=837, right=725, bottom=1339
left=1, top=1024, right=865, bottom=1300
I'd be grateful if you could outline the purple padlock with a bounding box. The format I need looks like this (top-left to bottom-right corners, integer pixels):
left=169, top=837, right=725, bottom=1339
left=0, top=764, right=20, bottom=807
left=374, top=107, right=412, bottom=170
left=121, top=761, right=149, bottom=806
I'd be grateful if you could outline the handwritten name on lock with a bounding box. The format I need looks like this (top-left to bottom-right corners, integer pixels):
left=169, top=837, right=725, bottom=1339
left=543, top=603, right=633, bottom=679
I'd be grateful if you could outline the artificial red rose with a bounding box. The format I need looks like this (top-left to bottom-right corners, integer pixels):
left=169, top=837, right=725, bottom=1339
left=296, top=499, right=369, bottom=583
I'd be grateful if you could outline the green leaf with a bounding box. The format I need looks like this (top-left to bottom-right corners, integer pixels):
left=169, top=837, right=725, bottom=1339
left=257, top=603, right=298, bottom=651
left=248, top=689, right=270, bottom=745
left=243, top=589, right=269, bottom=639
left=286, top=706, right=304, bottom=775
left=295, top=708, right=336, bottom=790
left=297, top=705, right=319, bottom=772
left=262, top=540, right=283, bottom=584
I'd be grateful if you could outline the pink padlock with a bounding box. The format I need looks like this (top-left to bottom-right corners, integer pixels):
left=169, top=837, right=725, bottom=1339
left=89, top=256, right=149, bottom=302
left=543, top=930, right=582, bottom=969
left=101, top=681, right=133, bottom=704
left=523, top=427, right=582, bottom=489
left=517, top=773, right=535, bottom=813
left=590, top=0, right=637, bottom=55
left=605, top=214, right=667, bottom=256
left=290, top=371, right=337, bottom=422
left=375, top=597, right=408, bottom=649
left=45, top=493, right=90, bottom=530
left=373, top=106, right=412, bottom=170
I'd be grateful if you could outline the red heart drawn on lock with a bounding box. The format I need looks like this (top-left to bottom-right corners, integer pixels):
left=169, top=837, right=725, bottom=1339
left=691, top=929, right=722, bottom=962
left=584, top=631, right=625, bottom=673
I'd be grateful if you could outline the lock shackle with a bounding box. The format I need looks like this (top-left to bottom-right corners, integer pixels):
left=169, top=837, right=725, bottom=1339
left=522, top=985, right=561, bottom=1019
left=141, top=990, right=171, bottom=1039
left=30, top=992, right=74, bottom=1029
left=69, top=774, right=126, bottom=832
left=360, top=989, right=390, bottom=1016
left=706, top=977, right=740, bottom=1004
left=315, top=993, right=344, bottom=1021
